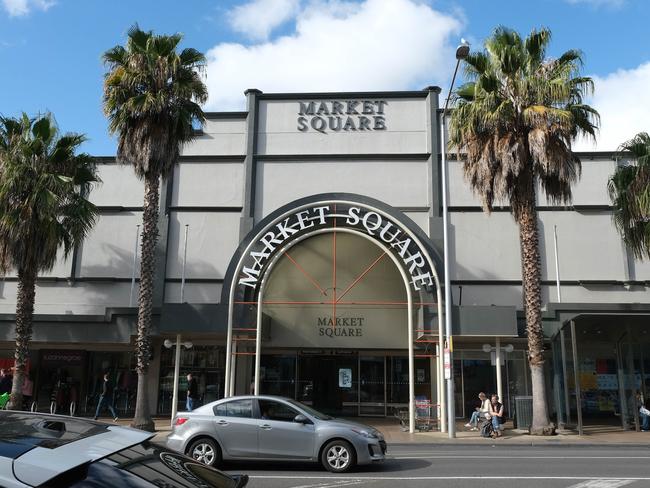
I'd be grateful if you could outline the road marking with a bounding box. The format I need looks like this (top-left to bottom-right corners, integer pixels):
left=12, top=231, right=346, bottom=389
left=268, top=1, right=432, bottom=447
left=250, top=476, right=650, bottom=481
left=566, top=481, right=636, bottom=488
left=390, top=455, right=650, bottom=460
left=290, top=481, right=369, bottom=488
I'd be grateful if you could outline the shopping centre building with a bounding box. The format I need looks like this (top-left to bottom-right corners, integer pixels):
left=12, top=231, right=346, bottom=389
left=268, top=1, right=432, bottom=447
left=1, top=88, right=649, bottom=432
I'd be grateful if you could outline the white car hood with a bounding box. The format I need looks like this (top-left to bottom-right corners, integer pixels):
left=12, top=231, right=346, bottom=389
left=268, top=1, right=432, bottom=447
left=13, top=426, right=153, bottom=487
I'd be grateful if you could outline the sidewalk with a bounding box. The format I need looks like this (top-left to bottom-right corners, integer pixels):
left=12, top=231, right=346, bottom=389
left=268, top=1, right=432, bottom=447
left=363, top=418, right=650, bottom=446
left=112, top=417, right=650, bottom=447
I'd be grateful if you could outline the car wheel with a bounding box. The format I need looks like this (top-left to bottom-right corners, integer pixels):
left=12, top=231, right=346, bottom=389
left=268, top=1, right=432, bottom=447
left=321, top=440, right=356, bottom=473
left=188, top=438, right=222, bottom=467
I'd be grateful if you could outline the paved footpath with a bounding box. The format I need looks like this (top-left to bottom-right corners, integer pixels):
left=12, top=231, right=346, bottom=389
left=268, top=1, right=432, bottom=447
left=222, top=444, right=650, bottom=488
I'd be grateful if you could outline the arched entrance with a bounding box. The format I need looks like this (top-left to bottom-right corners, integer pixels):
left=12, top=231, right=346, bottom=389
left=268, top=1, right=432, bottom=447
left=221, top=194, right=444, bottom=432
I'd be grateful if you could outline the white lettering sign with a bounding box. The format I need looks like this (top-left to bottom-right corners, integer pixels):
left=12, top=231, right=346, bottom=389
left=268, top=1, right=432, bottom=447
left=238, top=204, right=434, bottom=292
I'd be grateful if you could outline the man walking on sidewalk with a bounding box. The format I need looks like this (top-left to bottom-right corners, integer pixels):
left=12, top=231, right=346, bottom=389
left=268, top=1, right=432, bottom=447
left=94, top=372, right=118, bottom=422
left=186, top=373, right=198, bottom=412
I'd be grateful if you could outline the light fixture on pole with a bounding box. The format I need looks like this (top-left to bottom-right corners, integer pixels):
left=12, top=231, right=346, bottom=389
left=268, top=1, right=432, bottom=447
left=482, top=342, right=514, bottom=402
left=164, top=336, right=193, bottom=427
left=441, top=38, right=470, bottom=439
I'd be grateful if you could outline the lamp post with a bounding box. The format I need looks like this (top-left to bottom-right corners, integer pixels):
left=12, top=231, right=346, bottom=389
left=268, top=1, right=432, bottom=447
left=441, top=39, right=470, bottom=439
left=164, top=335, right=193, bottom=427
left=483, top=342, right=514, bottom=402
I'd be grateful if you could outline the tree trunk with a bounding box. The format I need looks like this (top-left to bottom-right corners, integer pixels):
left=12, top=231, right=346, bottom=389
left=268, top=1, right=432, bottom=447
left=517, top=196, right=553, bottom=435
left=130, top=172, right=160, bottom=432
left=7, top=269, right=36, bottom=411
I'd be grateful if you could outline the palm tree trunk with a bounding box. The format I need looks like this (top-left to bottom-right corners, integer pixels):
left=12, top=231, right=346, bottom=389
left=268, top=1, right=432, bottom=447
left=130, top=172, right=160, bottom=432
left=7, top=268, right=36, bottom=411
left=517, top=196, right=552, bottom=434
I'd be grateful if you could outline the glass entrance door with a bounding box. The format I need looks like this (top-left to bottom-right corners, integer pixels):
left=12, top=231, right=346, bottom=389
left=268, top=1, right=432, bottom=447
left=359, top=356, right=385, bottom=416
left=298, top=354, right=358, bottom=417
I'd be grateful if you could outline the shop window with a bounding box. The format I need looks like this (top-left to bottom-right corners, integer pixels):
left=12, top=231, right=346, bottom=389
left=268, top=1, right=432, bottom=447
left=158, top=345, right=225, bottom=414
left=260, top=355, right=296, bottom=398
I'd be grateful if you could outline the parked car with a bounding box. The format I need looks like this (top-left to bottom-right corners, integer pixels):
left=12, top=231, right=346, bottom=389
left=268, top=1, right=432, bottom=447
left=166, top=395, right=387, bottom=473
left=0, top=411, right=248, bottom=488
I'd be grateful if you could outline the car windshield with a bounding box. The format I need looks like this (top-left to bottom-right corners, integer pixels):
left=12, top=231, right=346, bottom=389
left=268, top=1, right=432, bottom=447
left=286, top=399, right=333, bottom=420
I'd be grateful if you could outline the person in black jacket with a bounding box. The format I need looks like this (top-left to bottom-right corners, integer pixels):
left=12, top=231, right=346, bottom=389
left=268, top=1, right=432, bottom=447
left=0, top=368, right=13, bottom=395
left=186, top=373, right=198, bottom=411
left=94, top=372, right=118, bottom=422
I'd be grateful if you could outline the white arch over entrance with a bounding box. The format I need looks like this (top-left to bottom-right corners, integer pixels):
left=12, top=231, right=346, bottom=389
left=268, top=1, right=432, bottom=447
left=224, top=198, right=446, bottom=434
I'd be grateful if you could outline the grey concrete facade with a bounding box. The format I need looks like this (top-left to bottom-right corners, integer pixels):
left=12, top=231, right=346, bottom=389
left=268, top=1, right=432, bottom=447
left=1, top=88, right=648, bottom=418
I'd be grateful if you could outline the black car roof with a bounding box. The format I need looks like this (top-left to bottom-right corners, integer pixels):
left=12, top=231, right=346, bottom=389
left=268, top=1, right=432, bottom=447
left=0, top=411, right=110, bottom=459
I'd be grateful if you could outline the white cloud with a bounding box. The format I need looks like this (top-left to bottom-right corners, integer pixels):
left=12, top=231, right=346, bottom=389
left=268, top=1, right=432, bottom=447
left=205, top=0, right=462, bottom=110
left=228, top=0, right=301, bottom=41
left=565, top=0, right=625, bottom=7
left=574, top=62, right=650, bottom=152
left=2, top=0, right=55, bottom=17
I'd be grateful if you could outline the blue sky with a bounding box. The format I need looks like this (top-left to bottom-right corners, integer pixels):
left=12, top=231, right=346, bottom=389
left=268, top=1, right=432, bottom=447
left=1, top=0, right=649, bottom=154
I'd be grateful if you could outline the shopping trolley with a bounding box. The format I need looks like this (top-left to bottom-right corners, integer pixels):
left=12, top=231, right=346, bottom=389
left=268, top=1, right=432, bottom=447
left=395, top=399, right=439, bottom=432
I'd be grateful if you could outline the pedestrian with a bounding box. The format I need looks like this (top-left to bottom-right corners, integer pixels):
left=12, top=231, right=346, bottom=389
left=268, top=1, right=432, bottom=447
left=186, top=373, right=198, bottom=412
left=22, top=374, right=34, bottom=410
left=94, top=372, right=118, bottom=422
left=636, top=392, right=650, bottom=432
left=489, top=394, right=504, bottom=437
left=465, top=392, right=490, bottom=431
left=0, top=368, right=13, bottom=395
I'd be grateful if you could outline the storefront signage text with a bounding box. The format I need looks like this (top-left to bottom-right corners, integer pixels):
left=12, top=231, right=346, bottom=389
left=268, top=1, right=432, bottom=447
left=297, top=100, right=387, bottom=133
left=239, top=204, right=433, bottom=292
left=318, top=316, right=365, bottom=338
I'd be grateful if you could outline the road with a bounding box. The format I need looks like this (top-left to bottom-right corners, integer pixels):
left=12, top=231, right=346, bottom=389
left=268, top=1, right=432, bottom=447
left=223, top=444, right=650, bottom=488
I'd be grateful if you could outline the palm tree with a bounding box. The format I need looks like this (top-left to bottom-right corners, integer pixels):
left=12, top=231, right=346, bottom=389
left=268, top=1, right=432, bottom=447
left=102, top=25, right=207, bottom=431
left=449, top=27, right=599, bottom=434
left=0, top=113, right=99, bottom=410
left=609, top=132, right=650, bottom=259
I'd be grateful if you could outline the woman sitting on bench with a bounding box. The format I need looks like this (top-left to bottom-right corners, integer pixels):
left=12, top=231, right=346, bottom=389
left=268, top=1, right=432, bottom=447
left=465, top=392, right=490, bottom=431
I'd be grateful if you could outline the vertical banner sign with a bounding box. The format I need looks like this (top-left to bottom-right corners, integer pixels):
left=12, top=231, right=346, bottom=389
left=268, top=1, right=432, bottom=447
left=443, top=340, right=451, bottom=380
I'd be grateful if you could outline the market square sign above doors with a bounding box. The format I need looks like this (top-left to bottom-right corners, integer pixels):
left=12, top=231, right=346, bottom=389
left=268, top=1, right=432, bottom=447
left=234, top=198, right=437, bottom=294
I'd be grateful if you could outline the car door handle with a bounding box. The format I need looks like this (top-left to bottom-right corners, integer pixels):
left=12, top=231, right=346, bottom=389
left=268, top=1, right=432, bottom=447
left=260, top=424, right=272, bottom=430
left=216, top=420, right=228, bottom=426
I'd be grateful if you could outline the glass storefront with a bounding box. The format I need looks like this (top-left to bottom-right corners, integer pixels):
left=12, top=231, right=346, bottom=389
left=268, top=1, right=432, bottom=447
left=552, top=318, right=650, bottom=432
left=158, top=344, right=225, bottom=414
left=85, top=351, right=137, bottom=416
left=452, top=349, right=529, bottom=420
left=260, top=351, right=433, bottom=417
left=15, top=349, right=137, bottom=417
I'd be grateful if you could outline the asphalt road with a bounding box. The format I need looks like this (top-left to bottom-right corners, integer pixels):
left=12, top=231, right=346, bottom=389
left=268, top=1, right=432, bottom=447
left=222, top=444, right=650, bottom=488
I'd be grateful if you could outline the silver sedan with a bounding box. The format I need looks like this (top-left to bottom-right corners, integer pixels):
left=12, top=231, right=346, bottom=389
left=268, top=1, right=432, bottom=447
left=166, top=395, right=386, bottom=473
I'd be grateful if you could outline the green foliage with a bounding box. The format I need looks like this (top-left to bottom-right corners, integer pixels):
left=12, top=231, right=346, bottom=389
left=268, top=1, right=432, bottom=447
left=0, top=113, right=99, bottom=275
left=102, top=24, right=208, bottom=179
left=449, top=26, right=599, bottom=216
left=609, top=132, right=650, bottom=259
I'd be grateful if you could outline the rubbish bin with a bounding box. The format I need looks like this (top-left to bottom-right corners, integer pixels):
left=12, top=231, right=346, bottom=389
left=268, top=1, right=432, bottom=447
left=514, top=396, right=533, bottom=430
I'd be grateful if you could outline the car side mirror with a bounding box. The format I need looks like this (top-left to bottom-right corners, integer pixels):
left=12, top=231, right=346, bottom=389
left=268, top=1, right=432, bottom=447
left=294, top=414, right=309, bottom=424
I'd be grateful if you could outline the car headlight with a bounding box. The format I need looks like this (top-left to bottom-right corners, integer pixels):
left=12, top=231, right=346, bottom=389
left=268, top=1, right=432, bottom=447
left=351, top=428, right=378, bottom=439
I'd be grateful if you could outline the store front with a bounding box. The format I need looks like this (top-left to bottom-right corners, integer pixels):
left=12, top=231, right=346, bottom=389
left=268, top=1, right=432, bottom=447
left=259, top=351, right=433, bottom=417
left=157, top=344, right=226, bottom=415
left=222, top=194, right=443, bottom=432
left=552, top=314, right=650, bottom=433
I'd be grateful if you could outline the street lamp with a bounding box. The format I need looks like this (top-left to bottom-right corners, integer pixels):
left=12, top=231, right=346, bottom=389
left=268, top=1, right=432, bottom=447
left=482, top=342, right=514, bottom=403
left=441, top=39, right=470, bottom=439
left=164, top=335, right=193, bottom=427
